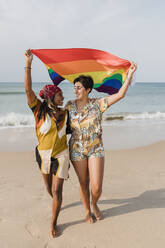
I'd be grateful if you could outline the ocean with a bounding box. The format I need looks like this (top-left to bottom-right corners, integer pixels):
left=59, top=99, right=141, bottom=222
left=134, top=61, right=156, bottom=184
left=0, top=81, right=165, bottom=128
left=0, top=81, right=165, bottom=150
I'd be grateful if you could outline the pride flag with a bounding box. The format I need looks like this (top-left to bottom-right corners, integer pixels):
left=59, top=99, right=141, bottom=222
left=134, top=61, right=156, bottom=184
left=31, top=48, right=131, bottom=95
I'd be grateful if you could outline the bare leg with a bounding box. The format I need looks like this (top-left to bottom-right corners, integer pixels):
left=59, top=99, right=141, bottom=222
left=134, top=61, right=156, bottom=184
left=51, top=175, right=64, bottom=238
left=72, top=159, right=94, bottom=223
left=88, top=157, right=104, bottom=220
left=42, top=173, right=53, bottom=197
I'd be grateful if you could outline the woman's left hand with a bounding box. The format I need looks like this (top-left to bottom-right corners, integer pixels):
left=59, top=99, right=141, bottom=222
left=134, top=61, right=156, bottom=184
left=128, top=62, right=137, bottom=77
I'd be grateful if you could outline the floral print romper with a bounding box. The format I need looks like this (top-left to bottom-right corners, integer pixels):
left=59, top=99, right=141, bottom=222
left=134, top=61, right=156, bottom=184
left=65, top=97, right=109, bottom=161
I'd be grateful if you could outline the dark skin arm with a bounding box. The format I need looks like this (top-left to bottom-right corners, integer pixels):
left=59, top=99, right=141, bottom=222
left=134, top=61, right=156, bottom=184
left=24, top=49, right=36, bottom=105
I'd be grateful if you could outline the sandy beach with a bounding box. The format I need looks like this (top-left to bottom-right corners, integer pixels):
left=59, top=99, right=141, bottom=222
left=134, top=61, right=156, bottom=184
left=0, top=0, right=165, bottom=245
left=0, top=134, right=165, bottom=248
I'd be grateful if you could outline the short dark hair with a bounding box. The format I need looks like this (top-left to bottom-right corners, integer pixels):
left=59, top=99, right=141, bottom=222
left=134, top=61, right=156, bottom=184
left=73, top=75, right=94, bottom=93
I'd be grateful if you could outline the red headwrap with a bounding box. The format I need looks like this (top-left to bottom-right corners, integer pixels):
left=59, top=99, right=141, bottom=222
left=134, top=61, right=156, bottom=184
left=39, top=85, right=61, bottom=100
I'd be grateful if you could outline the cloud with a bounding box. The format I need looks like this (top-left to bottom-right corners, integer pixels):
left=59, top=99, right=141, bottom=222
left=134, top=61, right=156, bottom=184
left=0, top=0, right=164, bottom=82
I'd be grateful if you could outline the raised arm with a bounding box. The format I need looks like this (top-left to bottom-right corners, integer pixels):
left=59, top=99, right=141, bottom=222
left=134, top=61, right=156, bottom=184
left=106, top=62, right=137, bottom=107
left=24, top=49, right=36, bottom=105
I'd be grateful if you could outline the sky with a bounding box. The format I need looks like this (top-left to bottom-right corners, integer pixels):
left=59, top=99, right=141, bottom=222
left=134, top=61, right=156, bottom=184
left=0, top=0, right=165, bottom=82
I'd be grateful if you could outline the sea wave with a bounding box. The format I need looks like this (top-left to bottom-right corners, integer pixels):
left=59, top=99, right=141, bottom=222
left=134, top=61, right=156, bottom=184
left=0, top=111, right=165, bottom=129
left=104, top=111, right=165, bottom=121
left=0, top=113, right=34, bottom=128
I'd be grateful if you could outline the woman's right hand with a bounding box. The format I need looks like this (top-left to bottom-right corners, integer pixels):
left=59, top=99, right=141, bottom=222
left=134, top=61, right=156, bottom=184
left=24, top=49, right=33, bottom=65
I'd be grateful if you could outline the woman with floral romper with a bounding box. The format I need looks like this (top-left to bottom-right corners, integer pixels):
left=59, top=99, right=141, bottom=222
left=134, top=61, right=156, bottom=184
left=66, top=62, right=137, bottom=223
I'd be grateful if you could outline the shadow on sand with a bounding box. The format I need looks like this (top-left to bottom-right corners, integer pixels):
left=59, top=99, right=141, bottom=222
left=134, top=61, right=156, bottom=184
left=100, top=188, right=165, bottom=218
left=60, top=188, right=165, bottom=231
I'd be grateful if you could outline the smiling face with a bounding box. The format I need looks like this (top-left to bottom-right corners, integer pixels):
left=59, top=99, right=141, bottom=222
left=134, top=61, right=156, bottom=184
left=74, top=81, right=90, bottom=100
left=53, top=91, right=64, bottom=106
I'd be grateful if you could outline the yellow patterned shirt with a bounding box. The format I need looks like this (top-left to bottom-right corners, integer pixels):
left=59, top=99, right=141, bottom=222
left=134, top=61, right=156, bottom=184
left=29, top=98, right=68, bottom=173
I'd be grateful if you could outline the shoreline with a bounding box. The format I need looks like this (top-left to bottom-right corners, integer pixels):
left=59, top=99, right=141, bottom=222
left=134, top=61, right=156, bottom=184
left=1, top=124, right=165, bottom=151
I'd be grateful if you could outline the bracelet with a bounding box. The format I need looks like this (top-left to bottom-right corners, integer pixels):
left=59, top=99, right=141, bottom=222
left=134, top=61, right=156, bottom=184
left=24, top=67, right=32, bottom=69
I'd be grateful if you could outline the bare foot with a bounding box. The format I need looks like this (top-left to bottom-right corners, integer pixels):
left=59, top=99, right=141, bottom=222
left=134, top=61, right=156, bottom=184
left=85, top=213, right=95, bottom=224
left=92, top=204, right=102, bottom=220
left=50, top=224, right=60, bottom=238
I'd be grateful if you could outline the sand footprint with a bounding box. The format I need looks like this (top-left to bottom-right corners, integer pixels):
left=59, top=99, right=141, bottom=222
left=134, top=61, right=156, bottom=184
left=25, top=222, right=41, bottom=239
left=0, top=177, right=8, bottom=191
left=0, top=218, right=5, bottom=222
left=0, top=176, right=6, bottom=184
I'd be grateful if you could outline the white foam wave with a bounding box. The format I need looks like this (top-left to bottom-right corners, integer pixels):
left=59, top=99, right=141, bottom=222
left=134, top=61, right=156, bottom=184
left=0, top=113, right=35, bottom=128
left=125, top=111, right=165, bottom=120
left=104, top=111, right=165, bottom=121
left=1, top=111, right=165, bottom=129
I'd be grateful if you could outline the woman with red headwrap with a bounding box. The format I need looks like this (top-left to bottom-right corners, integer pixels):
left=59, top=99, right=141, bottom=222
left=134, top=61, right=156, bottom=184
left=24, top=49, right=70, bottom=238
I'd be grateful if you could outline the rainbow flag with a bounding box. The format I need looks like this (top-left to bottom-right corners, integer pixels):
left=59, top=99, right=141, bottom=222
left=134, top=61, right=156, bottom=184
left=31, top=48, right=131, bottom=95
